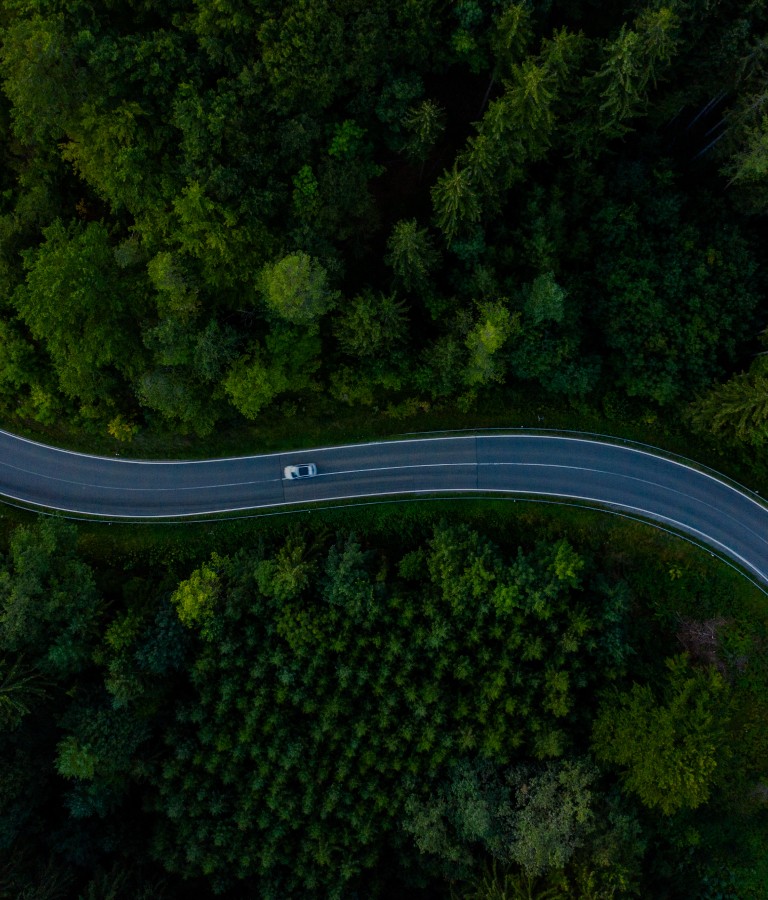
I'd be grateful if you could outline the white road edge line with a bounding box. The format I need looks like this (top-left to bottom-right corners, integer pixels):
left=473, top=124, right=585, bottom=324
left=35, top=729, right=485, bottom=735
left=7, top=454, right=765, bottom=551
left=3, top=428, right=765, bottom=516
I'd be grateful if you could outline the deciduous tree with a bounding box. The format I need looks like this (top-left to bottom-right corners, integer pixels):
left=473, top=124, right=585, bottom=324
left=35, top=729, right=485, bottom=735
left=258, top=252, right=338, bottom=324
left=592, top=655, right=729, bottom=815
left=12, top=220, right=147, bottom=408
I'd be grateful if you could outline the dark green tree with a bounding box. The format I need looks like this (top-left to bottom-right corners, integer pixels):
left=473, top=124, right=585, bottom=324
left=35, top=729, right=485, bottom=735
left=0, top=658, right=45, bottom=732
left=402, top=99, right=446, bottom=163
left=12, top=220, right=147, bottom=410
left=334, top=290, right=408, bottom=358
left=386, top=219, right=440, bottom=292
left=588, top=169, right=760, bottom=405
left=0, top=520, right=101, bottom=677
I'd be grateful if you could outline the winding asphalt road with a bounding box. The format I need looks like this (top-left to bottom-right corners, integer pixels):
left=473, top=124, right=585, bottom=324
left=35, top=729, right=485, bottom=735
left=1, top=428, right=767, bottom=586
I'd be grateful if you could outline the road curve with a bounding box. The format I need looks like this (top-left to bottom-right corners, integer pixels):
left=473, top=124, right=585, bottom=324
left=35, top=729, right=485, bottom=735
left=1, top=428, right=767, bottom=586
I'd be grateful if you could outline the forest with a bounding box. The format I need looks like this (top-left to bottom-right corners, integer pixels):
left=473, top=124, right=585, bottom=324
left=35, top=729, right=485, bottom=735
left=1, top=510, right=767, bottom=898
left=0, top=0, right=767, bottom=896
left=0, top=0, right=767, bottom=448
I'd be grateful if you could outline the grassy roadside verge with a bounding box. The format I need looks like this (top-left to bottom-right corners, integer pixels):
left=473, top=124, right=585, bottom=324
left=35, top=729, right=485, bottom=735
left=2, top=384, right=766, bottom=494
left=2, top=384, right=766, bottom=606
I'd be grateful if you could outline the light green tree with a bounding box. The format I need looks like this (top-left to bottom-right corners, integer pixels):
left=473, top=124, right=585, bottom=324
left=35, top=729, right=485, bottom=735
left=592, top=655, right=728, bottom=815
left=147, top=251, right=200, bottom=319
left=223, top=349, right=289, bottom=421
left=688, top=360, right=768, bottom=447
left=254, top=535, right=316, bottom=603
left=258, top=252, right=339, bottom=323
left=490, top=3, right=532, bottom=78
left=170, top=561, right=220, bottom=630
left=464, top=301, right=520, bottom=386
left=594, top=8, right=680, bottom=139
left=224, top=325, right=320, bottom=420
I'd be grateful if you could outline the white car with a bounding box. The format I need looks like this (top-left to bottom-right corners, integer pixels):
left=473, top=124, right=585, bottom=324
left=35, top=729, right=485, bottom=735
left=283, top=463, right=318, bottom=480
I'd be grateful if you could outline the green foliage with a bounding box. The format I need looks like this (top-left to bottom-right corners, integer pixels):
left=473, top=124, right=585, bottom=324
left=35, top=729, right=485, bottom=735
left=416, top=334, right=467, bottom=399
left=404, top=755, right=644, bottom=892
left=12, top=220, right=147, bottom=408
left=435, top=24, right=583, bottom=242
left=688, top=357, right=768, bottom=447
left=170, top=560, right=220, bottom=630
left=258, top=252, right=339, bottom=324
left=55, top=699, right=151, bottom=818
left=386, top=219, right=440, bottom=292
left=328, top=120, right=368, bottom=160
left=147, top=523, right=633, bottom=894
left=1, top=0, right=768, bottom=884
left=464, top=301, right=519, bottom=387
left=432, top=162, right=482, bottom=244
left=146, top=252, right=199, bottom=320
left=61, top=99, right=162, bottom=213
left=0, top=510, right=763, bottom=895
left=453, top=861, right=570, bottom=900
left=402, top=99, right=446, bottom=161
left=0, top=0, right=762, bottom=436
left=223, top=348, right=290, bottom=421
left=724, top=113, right=768, bottom=211
left=376, top=73, right=425, bottom=146
left=0, top=13, right=81, bottom=145
left=589, top=166, right=760, bottom=405
left=257, top=1, right=362, bottom=111
left=524, top=273, right=566, bottom=327
left=0, top=658, right=45, bottom=732
left=592, top=655, right=729, bottom=816
left=491, top=3, right=533, bottom=77
left=0, top=320, right=38, bottom=407
left=0, top=520, right=101, bottom=676
left=56, top=735, right=96, bottom=780
left=334, top=289, right=408, bottom=358
left=292, top=164, right=320, bottom=219
left=138, top=368, right=221, bottom=437
left=107, top=414, right=139, bottom=443
left=254, top=534, right=316, bottom=603
left=506, top=760, right=596, bottom=876
left=224, top=323, right=320, bottom=420
left=592, top=8, right=680, bottom=140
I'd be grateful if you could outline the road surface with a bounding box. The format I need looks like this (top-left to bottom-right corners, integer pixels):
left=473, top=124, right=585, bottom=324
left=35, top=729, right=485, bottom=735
left=1, top=428, right=766, bottom=586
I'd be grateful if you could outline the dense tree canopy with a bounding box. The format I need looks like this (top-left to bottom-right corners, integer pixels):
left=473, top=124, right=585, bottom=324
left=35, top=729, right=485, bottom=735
left=0, top=514, right=765, bottom=897
left=0, top=0, right=764, bottom=443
